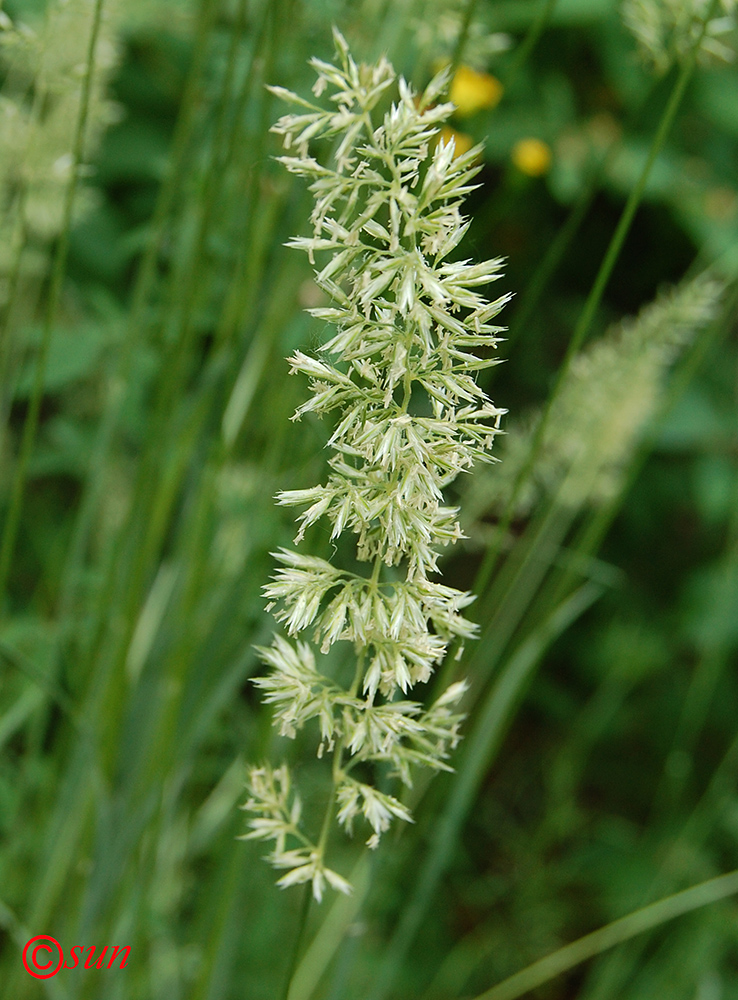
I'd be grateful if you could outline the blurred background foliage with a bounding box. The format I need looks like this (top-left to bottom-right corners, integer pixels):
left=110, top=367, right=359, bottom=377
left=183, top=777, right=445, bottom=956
left=0, top=0, right=737, bottom=998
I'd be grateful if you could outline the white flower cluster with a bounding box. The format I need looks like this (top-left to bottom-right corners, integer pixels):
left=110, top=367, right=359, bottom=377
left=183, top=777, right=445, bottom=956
left=239, top=765, right=352, bottom=902
left=243, top=29, right=509, bottom=901
left=621, top=0, right=737, bottom=72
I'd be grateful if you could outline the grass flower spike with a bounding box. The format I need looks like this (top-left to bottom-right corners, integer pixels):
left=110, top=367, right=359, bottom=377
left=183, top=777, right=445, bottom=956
left=0, top=0, right=121, bottom=252
left=621, top=0, right=737, bottom=71
left=465, top=273, right=724, bottom=521
left=242, top=29, right=510, bottom=902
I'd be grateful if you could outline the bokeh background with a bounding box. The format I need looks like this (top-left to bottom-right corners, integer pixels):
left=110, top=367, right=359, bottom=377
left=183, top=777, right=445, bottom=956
left=1, top=0, right=737, bottom=998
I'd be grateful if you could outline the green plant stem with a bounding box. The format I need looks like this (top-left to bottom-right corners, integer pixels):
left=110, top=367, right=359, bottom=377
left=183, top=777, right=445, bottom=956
left=57, top=0, right=219, bottom=629
left=283, top=728, right=352, bottom=998
left=505, top=171, right=597, bottom=352
left=288, top=854, right=372, bottom=1000
left=473, top=22, right=711, bottom=602
left=143, top=0, right=248, bottom=417
left=598, top=703, right=738, bottom=997
left=471, top=869, right=738, bottom=1000
left=190, top=828, right=252, bottom=1000
left=470, top=499, right=574, bottom=672
left=544, top=275, right=738, bottom=624
left=282, top=885, right=313, bottom=1000
left=213, top=0, right=275, bottom=353
left=0, top=641, right=81, bottom=732
left=0, top=0, right=105, bottom=610
left=562, top=299, right=738, bottom=1000
left=5, top=60, right=233, bottom=963
left=0, top=203, right=28, bottom=396
left=503, top=0, right=558, bottom=90
left=366, top=583, right=603, bottom=1000
left=495, top=67, right=667, bottom=366
left=650, top=390, right=738, bottom=822
left=79, top=0, right=250, bottom=741
left=450, top=0, right=479, bottom=72
left=114, top=0, right=259, bottom=795
left=0, top=0, right=55, bottom=369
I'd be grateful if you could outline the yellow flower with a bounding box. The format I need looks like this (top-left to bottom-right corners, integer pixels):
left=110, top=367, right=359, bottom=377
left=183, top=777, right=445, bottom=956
left=511, top=138, right=552, bottom=177
left=439, top=126, right=475, bottom=159
left=449, top=66, right=503, bottom=117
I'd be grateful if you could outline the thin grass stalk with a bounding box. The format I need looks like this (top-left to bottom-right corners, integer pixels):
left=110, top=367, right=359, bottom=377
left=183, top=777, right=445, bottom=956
left=470, top=500, right=575, bottom=672
left=0, top=0, right=56, bottom=367
left=574, top=367, right=738, bottom=1000
left=450, top=0, right=480, bottom=71
left=7, top=778, right=98, bottom=999
left=134, top=579, right=274, bottom=997
left=287, top=855, right=372, bottom=1000
left=215, top=181, right=292, bottom=360
left=366, top=582, right=603, bottom=1000
left=473, top=2, right=719, bottom=601
left=464, top=285, right=735, bottom=1000
left=221, top=251, right=305, bottom=448
left=497, top=62, right=673, bottom=363
left=281, top=886, right=314, bottom=1000
left=0, top=200, right=28, bottom=397
left=69, top=10, right=221, bottom=661
left=7, top=403, right=208, bottom=995
left=0, top=0, right=106, bottom=609
left=503, top=0, right=559, bottom=90
left=189, top=829, right=251, bottom=1000
left=139, top=0, right=249, bottom=415
left=212, top=0, right=276, bottom=352
left=541, top=277, right=738, bottom=625
left=216, top=150, right=299, bottom=460
left=430, top=474, right=580, bottom=706
left=89, top=389, right=213, bottom=774
left=470, top=869, right=738, bottom=1000
left=80, top=0, right=251, bottom=714
left=504, top=167, right=598, bottom=353
left=56, top=7, right=289, bottom=981
left=281, top=648, right=374, bottom=997
left=378, top=0, right=424, bottom=70
left=212, top=0, right=296, bottom=430
left=652, top=435, right=738, bottom=823
left=134, top=459, right=216, bottom=792
left=148, top=213, right=305, bottom=806
left=360, top=273, right=729, bottom=995
left=78, top=569, right=210, bottom=947
left=57, top=0, right=219, bottom=630
left=678, top=729, right=738, bottom=859
left=429, top=501, right=577, bottom=732
left=0, top=641, right=82, bottom=733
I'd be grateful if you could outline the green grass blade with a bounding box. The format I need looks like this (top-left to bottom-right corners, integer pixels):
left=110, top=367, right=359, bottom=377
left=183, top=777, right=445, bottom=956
left=0, top=0, right=106, bottom=607
left=472, top=870, right=738, bottom=1000
left=367, top=582, right=604, bottom=1000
